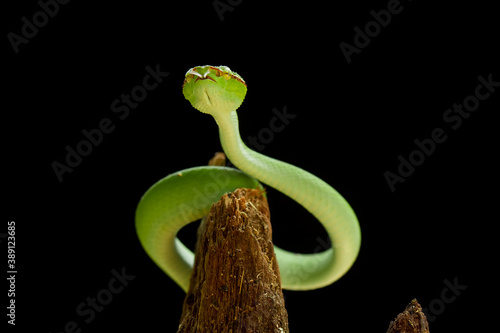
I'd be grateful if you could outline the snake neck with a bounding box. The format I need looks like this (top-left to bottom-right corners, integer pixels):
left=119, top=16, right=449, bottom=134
left=213, top=111, right=252, bottom=168
left=211, top=111, right=361, bottom=291
left=213, top=110, right=343, bottom=213
left=212, top=111, right=294, bottom=190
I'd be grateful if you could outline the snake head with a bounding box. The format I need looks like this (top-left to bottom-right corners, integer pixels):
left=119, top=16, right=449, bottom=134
left=182, top=65, right=247, bottom=115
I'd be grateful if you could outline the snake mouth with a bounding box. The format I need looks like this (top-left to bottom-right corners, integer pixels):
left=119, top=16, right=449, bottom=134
left=183, top=66, right=247, bottom=89
left=197, top=75, right=216, bottom=83
left=186, top=68, right=217, bottom=84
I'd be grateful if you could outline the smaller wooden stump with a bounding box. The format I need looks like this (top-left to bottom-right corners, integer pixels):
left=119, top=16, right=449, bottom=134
left=177, top=188, right=289, bottom=333
left=386, top=299, right=430, bottom=333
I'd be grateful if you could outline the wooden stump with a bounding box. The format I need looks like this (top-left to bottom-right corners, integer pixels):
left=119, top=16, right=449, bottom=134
left=386, top=299, right=430, bottom=333
left=175, top=154, right=429, bottom=332
left=177, top=187, right=289, bottom=333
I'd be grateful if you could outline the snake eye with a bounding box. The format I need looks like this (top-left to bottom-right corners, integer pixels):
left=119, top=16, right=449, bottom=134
left=218, top=66, right=232, bottom=80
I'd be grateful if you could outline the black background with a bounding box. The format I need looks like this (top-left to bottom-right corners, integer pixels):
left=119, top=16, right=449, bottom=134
left=4, top=0, right=498, bottom=331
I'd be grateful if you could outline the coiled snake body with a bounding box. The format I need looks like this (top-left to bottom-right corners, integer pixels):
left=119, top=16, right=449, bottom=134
left=135, top=65, right=361, bottom=292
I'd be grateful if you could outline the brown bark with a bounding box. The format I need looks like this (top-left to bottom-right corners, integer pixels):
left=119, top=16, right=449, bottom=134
left=177, top=187, right=289, bottom=333
left=386, top=299, right=430, bottom=333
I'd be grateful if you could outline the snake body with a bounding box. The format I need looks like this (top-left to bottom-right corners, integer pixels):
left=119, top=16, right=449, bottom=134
left=135, top=65, right=361, bottom=292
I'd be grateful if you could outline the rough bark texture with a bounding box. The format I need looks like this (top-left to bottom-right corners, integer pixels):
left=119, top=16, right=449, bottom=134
left=177, top=187, right=289, bottom=333
left=386, top=299, right=430, bottom=333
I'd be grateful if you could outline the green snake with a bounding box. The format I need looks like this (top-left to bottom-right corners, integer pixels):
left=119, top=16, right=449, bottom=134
left=135, top=65, right=361, bottom=292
